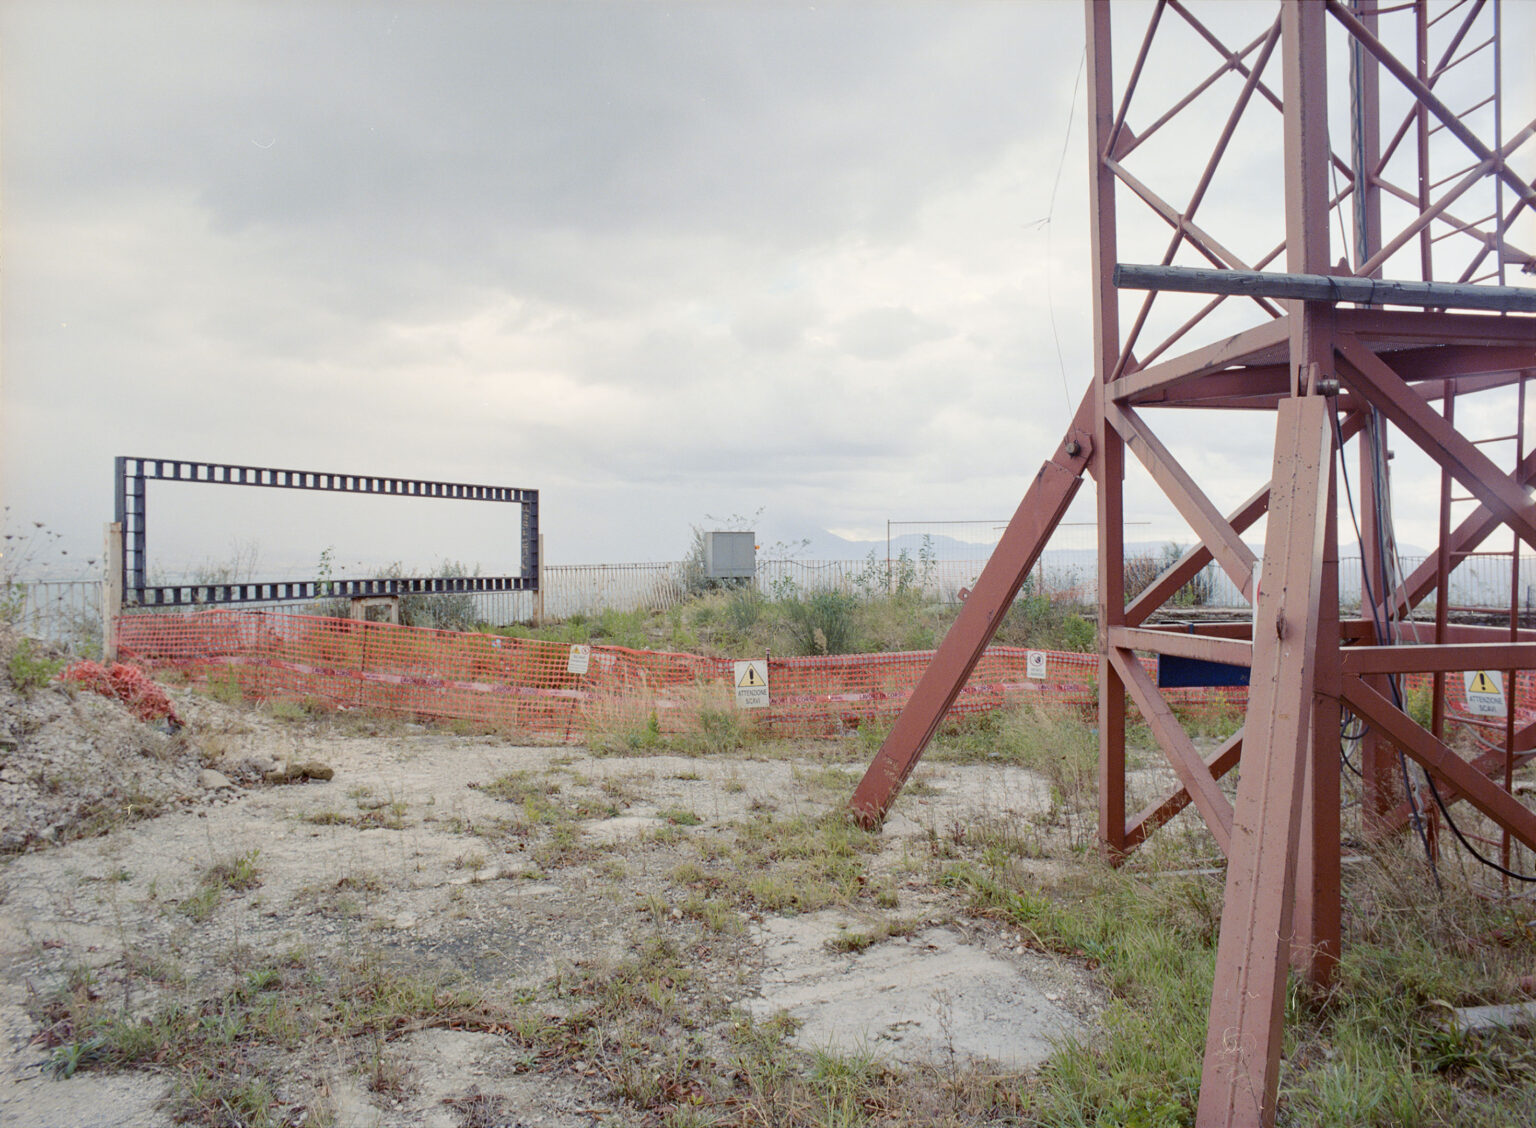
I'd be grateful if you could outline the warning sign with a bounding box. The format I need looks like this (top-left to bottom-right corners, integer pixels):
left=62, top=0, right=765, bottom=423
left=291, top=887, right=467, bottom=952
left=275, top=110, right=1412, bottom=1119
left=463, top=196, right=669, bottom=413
left=1026, top=650, right=1047, bottom=679
left=1462, top=670, right=1506, bottom=717
left=734, top=660, right=770, bottom=709
left=566, top=645, right=591, bottom=676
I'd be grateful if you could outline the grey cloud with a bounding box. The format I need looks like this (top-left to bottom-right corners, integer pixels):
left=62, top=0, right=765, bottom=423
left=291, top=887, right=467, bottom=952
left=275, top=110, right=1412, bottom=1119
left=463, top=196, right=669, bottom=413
left=834, top=305, right=953, bottom=361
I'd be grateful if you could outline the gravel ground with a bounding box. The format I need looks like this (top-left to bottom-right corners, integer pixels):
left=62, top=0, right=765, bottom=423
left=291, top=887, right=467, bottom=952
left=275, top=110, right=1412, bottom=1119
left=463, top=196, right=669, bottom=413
left=0, top=637, right=1109, bottom=1127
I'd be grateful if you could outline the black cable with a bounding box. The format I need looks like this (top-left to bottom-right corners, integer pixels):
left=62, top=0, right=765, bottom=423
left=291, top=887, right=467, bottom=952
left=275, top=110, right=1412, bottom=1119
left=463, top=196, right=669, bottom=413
left=1331, top=407, right=1440, bottom=887
left=1339, top=708, right=1365, bottom=778
left=1420, top=768, right=1536, bottom=883
left=1334, top=406, right=1536, bottom=886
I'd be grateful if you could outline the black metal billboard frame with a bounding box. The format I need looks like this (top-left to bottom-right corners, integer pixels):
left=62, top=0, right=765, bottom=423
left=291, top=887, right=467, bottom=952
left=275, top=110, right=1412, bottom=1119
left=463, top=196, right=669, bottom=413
left=114, top=457, right=539, bottom=607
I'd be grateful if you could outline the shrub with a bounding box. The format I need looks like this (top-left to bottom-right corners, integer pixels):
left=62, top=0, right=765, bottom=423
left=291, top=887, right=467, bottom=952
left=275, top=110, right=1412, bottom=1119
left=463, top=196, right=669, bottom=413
left=1125, top=542, right=1216, bottom=607
left=8, top=638, right=65, bottom=695
left=782, top=590, right=857, bottom=656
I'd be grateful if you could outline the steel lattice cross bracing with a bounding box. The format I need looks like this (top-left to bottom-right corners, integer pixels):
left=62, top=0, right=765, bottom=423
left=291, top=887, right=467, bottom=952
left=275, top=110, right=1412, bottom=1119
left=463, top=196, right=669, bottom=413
left=847, top=2, right=1535, bottom=1126
left=113, top=456, right=539, bottom=607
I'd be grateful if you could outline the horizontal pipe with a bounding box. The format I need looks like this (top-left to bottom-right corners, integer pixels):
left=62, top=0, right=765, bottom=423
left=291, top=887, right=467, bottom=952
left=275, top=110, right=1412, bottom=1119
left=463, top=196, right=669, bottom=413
left=1114, top=263, right=1536, bottom=313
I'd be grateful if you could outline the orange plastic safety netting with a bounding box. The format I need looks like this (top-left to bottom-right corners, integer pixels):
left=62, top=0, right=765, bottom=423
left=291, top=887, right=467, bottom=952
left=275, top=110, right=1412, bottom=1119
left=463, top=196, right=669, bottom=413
left=63, top=659, right=185, bottom=728
left=115, top=609, right=1258, bottom=741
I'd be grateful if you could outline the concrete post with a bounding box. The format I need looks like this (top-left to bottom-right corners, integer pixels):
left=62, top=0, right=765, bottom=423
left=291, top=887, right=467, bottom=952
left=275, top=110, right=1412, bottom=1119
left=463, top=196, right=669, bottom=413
left=534, top=534, right=545, bottom=627
left=103, top=523, right=123, bottom=662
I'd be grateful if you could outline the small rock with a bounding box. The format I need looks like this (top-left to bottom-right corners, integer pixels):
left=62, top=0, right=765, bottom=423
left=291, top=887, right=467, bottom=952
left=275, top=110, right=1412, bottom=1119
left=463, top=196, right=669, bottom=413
left=199, top=769, right=234, bottom=790
left=264, top=761, right=334, bottom=785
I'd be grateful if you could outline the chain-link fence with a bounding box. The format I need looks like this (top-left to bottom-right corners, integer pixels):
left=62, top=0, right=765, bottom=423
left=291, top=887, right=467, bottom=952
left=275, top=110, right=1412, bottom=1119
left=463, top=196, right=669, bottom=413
left=12, top=551, right=1536, bottom=648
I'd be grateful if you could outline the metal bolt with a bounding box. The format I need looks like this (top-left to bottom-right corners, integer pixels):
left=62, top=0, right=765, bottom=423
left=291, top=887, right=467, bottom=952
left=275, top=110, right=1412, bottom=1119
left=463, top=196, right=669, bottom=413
left=1317, top=378, right=1340, bottom=396
left=1064, top=439, right=1082, bottom=456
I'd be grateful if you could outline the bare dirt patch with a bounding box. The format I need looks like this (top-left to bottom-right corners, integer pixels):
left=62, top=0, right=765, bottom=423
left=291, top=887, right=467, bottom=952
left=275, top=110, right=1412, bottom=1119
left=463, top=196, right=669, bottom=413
left=1, top=664, right=1107, bottom=1127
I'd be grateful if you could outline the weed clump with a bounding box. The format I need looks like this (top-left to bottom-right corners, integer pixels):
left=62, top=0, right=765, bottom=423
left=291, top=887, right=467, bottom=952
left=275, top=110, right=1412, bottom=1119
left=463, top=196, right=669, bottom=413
left=8, top=637, right=65, bottom=694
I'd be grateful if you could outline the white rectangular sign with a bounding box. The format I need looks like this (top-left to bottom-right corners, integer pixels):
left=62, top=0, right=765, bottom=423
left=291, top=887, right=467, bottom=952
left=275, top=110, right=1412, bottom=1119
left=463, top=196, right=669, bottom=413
left=1462, top=669, right=1506, bottom=717
left=734, top=660, right=770, bottom=709
left=1026, top=650, right=1048, bottom=679
left=566, top=644, right=591, bottom=676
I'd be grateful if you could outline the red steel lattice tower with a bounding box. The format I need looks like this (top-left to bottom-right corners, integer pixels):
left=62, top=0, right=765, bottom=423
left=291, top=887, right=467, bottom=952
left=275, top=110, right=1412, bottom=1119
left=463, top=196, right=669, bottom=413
left=849, top=2, right=1536, bottom=1125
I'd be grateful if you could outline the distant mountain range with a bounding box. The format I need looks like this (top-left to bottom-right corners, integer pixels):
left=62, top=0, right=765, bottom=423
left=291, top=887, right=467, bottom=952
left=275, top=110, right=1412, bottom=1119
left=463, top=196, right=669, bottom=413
left=763, top=526, right=1427, bottom=564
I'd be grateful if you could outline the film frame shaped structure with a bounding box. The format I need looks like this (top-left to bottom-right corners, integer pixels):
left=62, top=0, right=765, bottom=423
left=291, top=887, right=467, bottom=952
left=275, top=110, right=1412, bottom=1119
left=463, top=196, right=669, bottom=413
left=114, top=457, right=539, bottom=607
left=849, top=2, right=1536, bottom=1126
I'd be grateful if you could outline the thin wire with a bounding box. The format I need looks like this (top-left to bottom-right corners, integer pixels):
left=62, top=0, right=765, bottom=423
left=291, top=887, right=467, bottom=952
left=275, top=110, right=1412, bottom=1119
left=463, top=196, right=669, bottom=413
left=1041, top=47, right=1087, bottom=423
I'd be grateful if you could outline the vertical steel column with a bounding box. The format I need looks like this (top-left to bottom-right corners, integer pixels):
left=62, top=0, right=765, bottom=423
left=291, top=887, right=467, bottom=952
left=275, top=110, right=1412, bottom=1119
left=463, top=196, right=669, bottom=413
left=1292, top=459, right=1340, bottom=986
left=1087, top=0, right=1128, bottom=855
left=1198, top=396, right=1332, bottom=1128
left=1198, top=6, right=1333, bottom=1123
left=521, top=490, right=540, bottom=590
left=117, top=458, right=148, bottom=604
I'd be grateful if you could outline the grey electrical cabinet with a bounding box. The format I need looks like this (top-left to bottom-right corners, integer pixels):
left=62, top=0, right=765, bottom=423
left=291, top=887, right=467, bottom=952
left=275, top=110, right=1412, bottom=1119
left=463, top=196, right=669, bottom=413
left=704, top=531, right=756, bottom=579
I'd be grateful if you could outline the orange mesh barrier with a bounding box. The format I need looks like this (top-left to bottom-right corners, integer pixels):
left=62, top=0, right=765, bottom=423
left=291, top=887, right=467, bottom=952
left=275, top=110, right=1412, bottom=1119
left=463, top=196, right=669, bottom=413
left=116, top=610, right=1254, bottom=741
left=145, top=610, right=1536, bottom=744
left=64, top=660, right=185, bottom=728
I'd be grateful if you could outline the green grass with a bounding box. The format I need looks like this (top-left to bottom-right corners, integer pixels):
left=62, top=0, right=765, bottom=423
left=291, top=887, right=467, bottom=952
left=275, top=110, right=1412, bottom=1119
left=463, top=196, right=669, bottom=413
left=495, top=581, right=1101, bottom=664
left=932, top=841, right=1536, bottom=1128
left=31, top=949, right=494, bottom=1127
left=179, top=850, right=263, bottom=922
left=8, top=637, right=65, bottom=694
left=667, top=811, right=884, bottom=917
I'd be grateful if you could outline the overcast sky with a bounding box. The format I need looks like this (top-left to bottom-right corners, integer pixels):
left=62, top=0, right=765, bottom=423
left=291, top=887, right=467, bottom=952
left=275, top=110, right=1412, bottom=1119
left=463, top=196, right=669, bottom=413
left=3, top=1, right=1532, bottom=584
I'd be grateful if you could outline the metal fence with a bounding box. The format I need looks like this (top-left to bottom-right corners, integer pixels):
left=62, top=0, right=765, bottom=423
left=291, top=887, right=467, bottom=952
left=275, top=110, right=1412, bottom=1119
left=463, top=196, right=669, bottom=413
left=11, top=551, right=1536, bottom=650
left=4, top=580, right=104, bottom=650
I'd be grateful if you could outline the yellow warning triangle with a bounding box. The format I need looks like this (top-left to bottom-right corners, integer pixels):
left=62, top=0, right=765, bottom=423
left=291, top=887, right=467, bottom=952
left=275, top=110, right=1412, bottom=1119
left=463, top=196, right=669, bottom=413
left=1469, top=671, right=1499, bottom=694
left=738, top=665, right=766, bottom=688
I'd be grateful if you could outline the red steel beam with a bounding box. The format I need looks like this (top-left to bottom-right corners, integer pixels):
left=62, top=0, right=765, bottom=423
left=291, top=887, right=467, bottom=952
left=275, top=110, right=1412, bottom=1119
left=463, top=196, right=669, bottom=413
left=1342, top=676, right=1536, bottom=853
left=1294, top=465, right=1340, bottom=986
left=1105, top=400, right=1259, bottom=600
left=1111, top=646, right=1235, bottom=854
left=1340, top=642, right=1536, bottom=675
left=1124, top=730, right=1244, bottom=851
left=1109, top=626, right=1252, bottom=667
left=1198, top=394, right=1333, bottom=1128
left=1109, top=318, right=1292, bottom=402
left=1347, top=620, right=1536, bottom=645
left=846, top=401, right=1094, bottom=829
left=1089, top=0, right=1130, bottom=858
left=1336, top=336, right=1536, bottom=550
